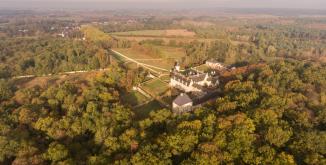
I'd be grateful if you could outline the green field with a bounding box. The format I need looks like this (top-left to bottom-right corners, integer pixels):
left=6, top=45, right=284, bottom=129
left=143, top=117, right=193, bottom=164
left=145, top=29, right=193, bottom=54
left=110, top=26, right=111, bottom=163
left=159, top=75, right=171, bottom=83
left=121, top=91, right=148, bottom=106
left=156, top=46, right=186, bottom=59
left=115, top=46, right=185, bottom=70
left=194, top=64, right=211, bottom=73
left=142, top=78, right=169, bottom=96
left=115, top=48, right=161, bottom=59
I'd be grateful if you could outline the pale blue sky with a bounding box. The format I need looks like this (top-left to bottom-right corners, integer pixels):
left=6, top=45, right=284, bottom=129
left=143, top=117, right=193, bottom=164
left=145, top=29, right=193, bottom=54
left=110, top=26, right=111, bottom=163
left=0, top=0, right=325, bottom=10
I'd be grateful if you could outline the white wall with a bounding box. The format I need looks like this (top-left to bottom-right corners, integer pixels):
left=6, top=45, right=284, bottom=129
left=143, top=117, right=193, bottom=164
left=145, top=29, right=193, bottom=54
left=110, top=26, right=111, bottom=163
left=170, top=79, right=201, bottom=92
left=172, top=102, right=193, bottom=114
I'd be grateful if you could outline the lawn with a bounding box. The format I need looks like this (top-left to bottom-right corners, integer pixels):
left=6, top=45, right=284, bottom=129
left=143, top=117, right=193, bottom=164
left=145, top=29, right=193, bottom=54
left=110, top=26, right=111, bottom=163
left=114, top=46, right=185, bottom=70
left=81, top=26, right=112, bottom=42
left=114, top=48, right=160, bottom=59
left=121, top=91, right=149, bottom=106
left=141, top=78, right=169, bottom=96
left=157, top=46, right=186, bottom=59
left=193, top=64, right=211, bottom=73
left=159, top=75, right=171, bottom=83
left=124, top=62, right=139, bottom=70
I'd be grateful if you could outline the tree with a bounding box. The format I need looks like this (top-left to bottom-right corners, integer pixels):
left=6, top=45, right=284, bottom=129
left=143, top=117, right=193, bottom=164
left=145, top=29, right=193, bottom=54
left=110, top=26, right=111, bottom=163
left=44, top=142, right=69, bottom=162
left=265, top=125, right=293, bottom=147
left=96, top=48, right=109, bottom=69
left=0, top=79, right=13, bottom=101
left=131, top=145, right=172, bottom=165
left=18, top=107, right=38, bottom=124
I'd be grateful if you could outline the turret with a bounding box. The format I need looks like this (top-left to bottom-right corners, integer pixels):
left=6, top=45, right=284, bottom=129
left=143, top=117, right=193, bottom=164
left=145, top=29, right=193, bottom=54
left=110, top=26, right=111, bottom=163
left=174, top=61, right=180, bottom=72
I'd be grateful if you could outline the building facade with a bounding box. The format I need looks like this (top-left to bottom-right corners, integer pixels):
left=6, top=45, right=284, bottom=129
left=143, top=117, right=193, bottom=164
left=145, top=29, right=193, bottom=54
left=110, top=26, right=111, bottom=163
left=170, top=66, right=219, bottom=93
left=172, top=93, right=193, bottom=114
left=205, top=59, right=227, bottom=70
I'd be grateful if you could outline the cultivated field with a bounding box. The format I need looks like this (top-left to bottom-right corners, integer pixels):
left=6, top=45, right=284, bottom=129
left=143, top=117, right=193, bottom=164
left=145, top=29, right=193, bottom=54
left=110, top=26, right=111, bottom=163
left=112, top=29, right=196, bottom=37
left=306, top=23, right=326, bottom=30
left=115, top=36, right=249, bottom=46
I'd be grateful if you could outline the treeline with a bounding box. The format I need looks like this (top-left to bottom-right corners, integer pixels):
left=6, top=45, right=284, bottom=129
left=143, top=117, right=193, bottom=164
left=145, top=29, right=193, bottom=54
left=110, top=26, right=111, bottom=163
left=181, top=39, right=258, bottom=67
left=81, top=26, right=131, bottom=49
left=1, top=19, right=82, bottom=37
left=100, top=17, right=178, bottom=33
left=1, top=61, right=325, bottom=164
left=181, top=32, right=326, bottom=68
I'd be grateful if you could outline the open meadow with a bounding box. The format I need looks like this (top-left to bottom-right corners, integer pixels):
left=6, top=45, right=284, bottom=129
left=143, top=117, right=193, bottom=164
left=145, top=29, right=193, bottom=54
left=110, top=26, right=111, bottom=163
left=114, top=45, right=186, bottom=70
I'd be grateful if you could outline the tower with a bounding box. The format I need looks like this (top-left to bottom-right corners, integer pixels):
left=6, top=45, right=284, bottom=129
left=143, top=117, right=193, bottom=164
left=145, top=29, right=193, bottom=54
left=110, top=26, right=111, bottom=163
left=174, top=61, right=180, bottom=72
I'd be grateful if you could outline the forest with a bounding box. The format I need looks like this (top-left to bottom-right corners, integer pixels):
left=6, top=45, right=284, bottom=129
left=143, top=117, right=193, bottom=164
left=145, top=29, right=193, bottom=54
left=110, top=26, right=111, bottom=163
left=0, top=10, right=326, bottom=164
left=1, top=60, right=325, bottom=164
left=0, top=37, right=110, bottom=78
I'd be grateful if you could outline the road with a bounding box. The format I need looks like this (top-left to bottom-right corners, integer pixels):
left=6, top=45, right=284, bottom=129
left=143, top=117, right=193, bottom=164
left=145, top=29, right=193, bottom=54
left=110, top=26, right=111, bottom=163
left=11, top=49, right=173, bottom=108
left=133, top=58, right=163, bottom=61
left=12, top=68, right=109, bottom=79
left=12, top=49, right=170, bottom=80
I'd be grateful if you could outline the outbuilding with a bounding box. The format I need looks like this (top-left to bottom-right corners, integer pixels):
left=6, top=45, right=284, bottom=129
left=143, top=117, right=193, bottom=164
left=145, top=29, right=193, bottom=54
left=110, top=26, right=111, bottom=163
left=172, top=93, right=193, bottom=114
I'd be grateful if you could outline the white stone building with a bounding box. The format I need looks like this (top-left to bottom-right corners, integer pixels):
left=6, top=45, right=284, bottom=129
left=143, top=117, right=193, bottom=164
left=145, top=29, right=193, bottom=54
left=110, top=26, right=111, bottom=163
left=170, top=64, right=219, bottom=93
left=172, top=93, right=193, bottom=114
left=205, top=59, right=227, bottom=70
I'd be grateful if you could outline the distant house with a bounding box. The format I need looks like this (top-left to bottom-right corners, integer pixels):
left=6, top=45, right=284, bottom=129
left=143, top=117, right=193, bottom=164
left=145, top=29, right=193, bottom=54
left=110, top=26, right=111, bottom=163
left=58, top=32, right=65, bottom=38
left=205, top=59, right=227, bottom=70
left=172, top=93, right=193, bottom=114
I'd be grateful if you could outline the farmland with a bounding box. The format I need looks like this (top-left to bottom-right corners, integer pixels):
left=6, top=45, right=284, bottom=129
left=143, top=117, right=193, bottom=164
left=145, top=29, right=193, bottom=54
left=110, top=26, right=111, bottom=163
left=111, top=29, right=196, bottom=37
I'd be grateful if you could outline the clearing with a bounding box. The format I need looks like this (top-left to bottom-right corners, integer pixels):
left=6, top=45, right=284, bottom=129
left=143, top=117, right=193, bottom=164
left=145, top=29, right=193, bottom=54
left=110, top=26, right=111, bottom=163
left=12, top=71, right=103, bottom=89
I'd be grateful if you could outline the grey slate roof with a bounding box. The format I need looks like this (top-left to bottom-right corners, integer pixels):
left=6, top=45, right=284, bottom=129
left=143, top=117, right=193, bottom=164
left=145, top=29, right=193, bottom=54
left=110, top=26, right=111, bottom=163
left=173, top=93, right=193, bottom=106
left=189, top=74, right=206, bottom=82
left=206, top=59, right=219, bottom=63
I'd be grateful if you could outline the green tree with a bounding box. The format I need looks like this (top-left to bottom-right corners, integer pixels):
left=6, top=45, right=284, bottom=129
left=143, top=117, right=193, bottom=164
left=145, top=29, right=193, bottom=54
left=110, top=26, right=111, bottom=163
left=44, top=142, right=69, bottom=162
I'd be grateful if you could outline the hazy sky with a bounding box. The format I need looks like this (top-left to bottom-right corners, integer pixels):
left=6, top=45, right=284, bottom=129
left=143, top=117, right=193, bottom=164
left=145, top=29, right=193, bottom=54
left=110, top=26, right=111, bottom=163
left=0, top=0, right=326, bottom=10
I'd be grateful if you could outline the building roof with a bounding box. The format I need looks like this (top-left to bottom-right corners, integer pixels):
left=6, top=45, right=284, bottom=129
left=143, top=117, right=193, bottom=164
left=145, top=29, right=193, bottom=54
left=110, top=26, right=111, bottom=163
left=171, top=72, right=191, bottom=85
left=189, top=74, right=206, bottom=82
left=192, top=83, right=204, bottom=90
left=206, top=59, right=219, bottom=63
left=173, top=93, right=193, bottom=106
